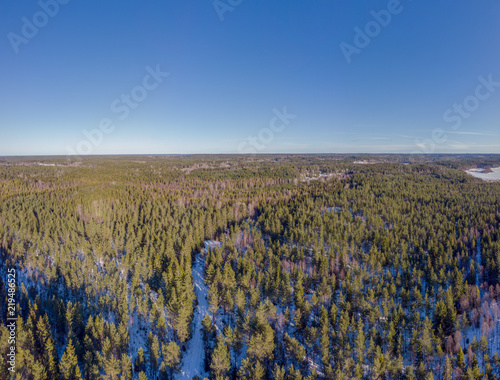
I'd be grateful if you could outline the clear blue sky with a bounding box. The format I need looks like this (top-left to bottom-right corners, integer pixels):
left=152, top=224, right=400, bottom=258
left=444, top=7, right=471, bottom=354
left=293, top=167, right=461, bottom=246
left=1, top=0, right=499, bottom=155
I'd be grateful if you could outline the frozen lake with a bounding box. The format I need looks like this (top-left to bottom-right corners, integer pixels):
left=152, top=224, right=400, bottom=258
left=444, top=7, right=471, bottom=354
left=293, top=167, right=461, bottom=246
left=466, top=167, right=500, bottom=181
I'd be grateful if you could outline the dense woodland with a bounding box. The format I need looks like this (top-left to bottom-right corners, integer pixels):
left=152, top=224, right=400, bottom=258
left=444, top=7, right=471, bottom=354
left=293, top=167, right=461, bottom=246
left=0, top=154, right=499, bottom=380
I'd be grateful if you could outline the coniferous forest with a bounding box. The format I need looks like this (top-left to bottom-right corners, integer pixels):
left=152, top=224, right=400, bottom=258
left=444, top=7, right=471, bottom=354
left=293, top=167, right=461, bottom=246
left=1, top=154, right=500, bottom=380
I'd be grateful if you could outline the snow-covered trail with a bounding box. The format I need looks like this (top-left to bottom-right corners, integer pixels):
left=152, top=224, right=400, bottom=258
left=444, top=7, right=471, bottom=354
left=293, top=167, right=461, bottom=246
left=177, top=254, right=209, bottom=379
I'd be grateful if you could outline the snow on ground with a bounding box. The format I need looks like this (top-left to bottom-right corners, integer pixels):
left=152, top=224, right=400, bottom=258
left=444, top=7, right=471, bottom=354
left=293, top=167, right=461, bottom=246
left=466, top=167, right=500, bottom=181
left=176, top=254, right=209, bottom=380
left=128, top=310, right=148, bottom=362
left=204, top=240, right=222, bottom=250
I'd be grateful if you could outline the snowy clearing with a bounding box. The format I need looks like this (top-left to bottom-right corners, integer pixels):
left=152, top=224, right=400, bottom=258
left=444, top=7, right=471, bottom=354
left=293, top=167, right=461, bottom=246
left=176, top=254, right=209, bottom=380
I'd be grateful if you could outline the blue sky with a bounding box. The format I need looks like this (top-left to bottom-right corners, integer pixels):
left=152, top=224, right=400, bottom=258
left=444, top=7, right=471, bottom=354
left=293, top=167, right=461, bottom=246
left=1, top=0, right=499, bottom=155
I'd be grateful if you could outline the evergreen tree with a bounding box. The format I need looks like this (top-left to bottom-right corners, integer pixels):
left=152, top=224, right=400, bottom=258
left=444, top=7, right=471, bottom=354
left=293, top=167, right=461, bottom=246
left=456, top=346, right=465, bottom=369
left=443, top=355, right=452, bottom=380
left=60, top=339, right=82, bottom=380
left=134, top=348, right=146, bottom=374
left=210, top=337, right=231, bottom=378
left=120, top=354, right=133, bottom=380
left=161, top=341, right=180, bottom=379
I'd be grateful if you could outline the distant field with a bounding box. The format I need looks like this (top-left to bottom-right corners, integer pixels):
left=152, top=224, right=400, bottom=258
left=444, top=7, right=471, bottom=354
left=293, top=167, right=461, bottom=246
left=466, top=166, right=500, bottom=181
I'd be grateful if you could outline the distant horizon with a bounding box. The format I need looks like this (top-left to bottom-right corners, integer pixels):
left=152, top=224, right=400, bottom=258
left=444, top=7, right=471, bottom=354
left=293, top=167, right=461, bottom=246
left=2, top=152, right=500, bottom=159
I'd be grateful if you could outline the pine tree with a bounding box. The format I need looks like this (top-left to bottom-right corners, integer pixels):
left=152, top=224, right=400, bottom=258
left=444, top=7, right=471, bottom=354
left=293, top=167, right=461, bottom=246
left=253, top=360, right=265, bottom=380
left=161, top=341, right=180, bottom=379
left=103, top=355, right=121, bottom=380
left=471, top=337, right=479, bottom=353
left=210, top=337, right=231, bottom=378
left=404, top=366, right=416, bottom=380
left=354, top=319, right=365, bottom=364
left=456, top=346, right=465, bottom=369
left=479, top=335, right=488, bottom=358
left=66, top=302, right=84, bottom=358
left=247, top=322, right=275, bottom=367
left=60, top=339, right=82, bottom=380
left=372, top=346, right=385, bottom=379
left=36, top=314, right=58, bottom=379
left=443, top=355, right=452, bottom=380
left=334, top=366, right=344, bottom=380
left=273, top=364, right=285, bottom=380
left=416, top=362, right=427, bottom=380
left=33, top=361, right=48, bottom=380
left=175, top=296, right=193, bottom=343
left=469, top=354, right=482, bottom=379
left=120, top=354, right=132, bottom=380
left=134, top=348, right=146, bottom=374
left=464, top=367, right=476, bottom=380
left=201, top=313, right=216, bottom=372
left=148, top=333, right=161, bottom=379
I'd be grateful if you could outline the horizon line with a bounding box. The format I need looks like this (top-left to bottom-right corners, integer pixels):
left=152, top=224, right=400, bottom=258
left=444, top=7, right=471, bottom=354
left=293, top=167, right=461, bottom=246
left=2, top=152, right=500, bottom=158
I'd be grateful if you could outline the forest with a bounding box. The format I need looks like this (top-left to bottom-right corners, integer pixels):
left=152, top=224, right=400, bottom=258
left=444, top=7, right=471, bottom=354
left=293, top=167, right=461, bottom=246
left=0, top=154, right=499, bottom=380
